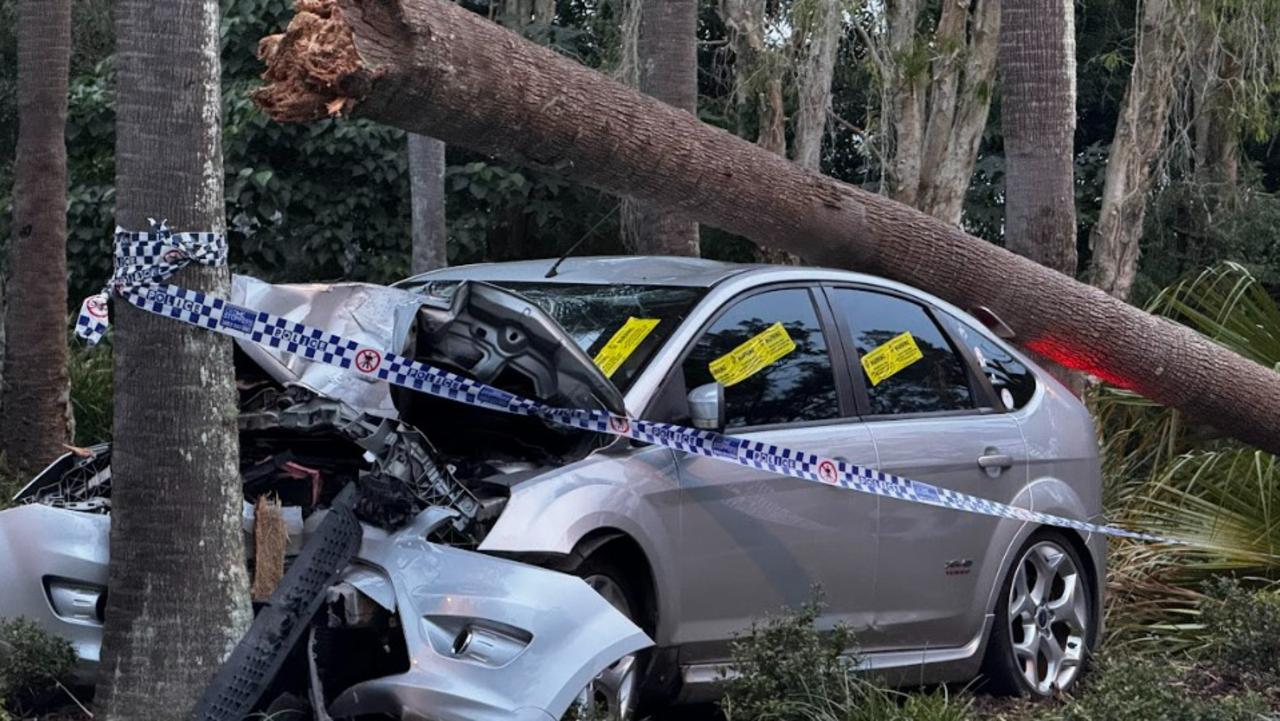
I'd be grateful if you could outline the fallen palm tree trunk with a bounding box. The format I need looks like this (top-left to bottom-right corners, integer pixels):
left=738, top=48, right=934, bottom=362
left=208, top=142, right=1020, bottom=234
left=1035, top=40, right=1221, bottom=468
left=253, top=0, right=1280, bottom=455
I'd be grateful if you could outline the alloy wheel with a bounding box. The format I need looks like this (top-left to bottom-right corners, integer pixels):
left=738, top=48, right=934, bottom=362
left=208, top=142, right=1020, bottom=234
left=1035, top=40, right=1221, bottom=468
left=1007, top=540, right=1090, bottom=695
left=570, top=574, right=639, bottom=721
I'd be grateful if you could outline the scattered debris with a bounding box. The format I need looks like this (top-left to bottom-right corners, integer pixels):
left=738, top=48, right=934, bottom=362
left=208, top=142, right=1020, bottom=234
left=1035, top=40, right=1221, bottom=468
left=250, top=496, right=288, bottom=602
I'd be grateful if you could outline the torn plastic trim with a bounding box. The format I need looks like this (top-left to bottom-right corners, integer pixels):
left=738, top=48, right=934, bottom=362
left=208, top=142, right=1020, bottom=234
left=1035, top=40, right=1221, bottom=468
left=324, top=508, right=653, bottom=721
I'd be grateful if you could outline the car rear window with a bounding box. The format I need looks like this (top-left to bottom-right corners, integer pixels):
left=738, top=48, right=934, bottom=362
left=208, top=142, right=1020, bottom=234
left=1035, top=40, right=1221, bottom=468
left=828, top=288, right=976, bottom=416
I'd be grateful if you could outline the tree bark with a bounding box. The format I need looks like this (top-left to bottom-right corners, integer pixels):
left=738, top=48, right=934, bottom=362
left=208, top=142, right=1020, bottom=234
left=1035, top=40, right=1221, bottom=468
left=716, top=0, right=799, bottom=264
left=791, top=0, right=841, bottom=172
left=1000, top=0, right=1077, bottom=276
left=1087, top=0, right=1181, bottom=301
left=97, top=1, right=252, bottom=719
left=879, top=0, right=1000, bottom=225
left=999, top=0, right=1081, bottom=394
left=254, top=0, right=1280, bottom=454
left=2, top=0, right=73, bottom=476
left=619, top=0, right=700, bottom=256
left=408, top=133, right=448, bottom=273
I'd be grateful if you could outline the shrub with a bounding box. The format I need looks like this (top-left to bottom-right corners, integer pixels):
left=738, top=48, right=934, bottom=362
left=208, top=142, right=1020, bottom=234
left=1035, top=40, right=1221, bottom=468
left=721, top=596, right=856, bottom=721
left=721, top=596, right=977, bottom=721
left=1198, top=578, right=1280, bottom=685
left=0, top=617, right=77, bottom=716
left=1042, top=652, right=1265, bottom=721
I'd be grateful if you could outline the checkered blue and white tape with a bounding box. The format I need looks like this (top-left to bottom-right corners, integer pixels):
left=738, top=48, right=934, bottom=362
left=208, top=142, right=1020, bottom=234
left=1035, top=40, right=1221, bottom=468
left=76, top=224, right=1182, bottom=546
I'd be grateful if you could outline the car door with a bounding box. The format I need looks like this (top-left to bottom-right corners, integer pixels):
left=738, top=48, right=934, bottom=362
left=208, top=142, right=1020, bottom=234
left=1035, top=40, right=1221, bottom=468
left=824, top=286, right=1028, bottom=651
left=659, top=285, right=880, bottom=666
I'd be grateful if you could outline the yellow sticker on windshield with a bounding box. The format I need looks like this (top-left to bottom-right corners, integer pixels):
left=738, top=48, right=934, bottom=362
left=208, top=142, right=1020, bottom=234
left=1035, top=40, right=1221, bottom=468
left=593, top=317, right=661, bottom=378
left=860, top=331, right=923, bottom=386
left=709, top=322, right=796, bottom=387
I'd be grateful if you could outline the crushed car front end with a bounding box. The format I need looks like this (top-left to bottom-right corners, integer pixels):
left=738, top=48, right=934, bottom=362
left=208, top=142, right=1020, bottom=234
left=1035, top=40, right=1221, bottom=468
left=0, top=275, right=657, bottom=719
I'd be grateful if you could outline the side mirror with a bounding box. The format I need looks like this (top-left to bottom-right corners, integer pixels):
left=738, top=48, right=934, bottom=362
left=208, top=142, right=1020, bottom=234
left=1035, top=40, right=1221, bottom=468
left=687, top=382, right=725, bottom=431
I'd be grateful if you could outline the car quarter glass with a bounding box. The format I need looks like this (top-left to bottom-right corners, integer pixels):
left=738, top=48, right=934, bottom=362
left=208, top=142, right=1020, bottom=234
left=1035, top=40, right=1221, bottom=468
left=827, top=288, right=975, bottom=416
left=938, top=312, right=1038, bottom=411
left=680, top=287, right=840, bottom=428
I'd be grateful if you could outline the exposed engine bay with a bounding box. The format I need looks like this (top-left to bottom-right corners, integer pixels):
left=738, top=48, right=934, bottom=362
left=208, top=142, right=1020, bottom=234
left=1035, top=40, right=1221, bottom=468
left=16, top=278, right=627, bottom=541
left=8, top=278, right=649, bottom=721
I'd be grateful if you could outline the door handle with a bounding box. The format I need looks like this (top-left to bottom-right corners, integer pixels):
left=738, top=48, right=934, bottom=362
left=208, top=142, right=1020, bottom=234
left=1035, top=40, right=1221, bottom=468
left=977, top=453, right=1013, bottom=470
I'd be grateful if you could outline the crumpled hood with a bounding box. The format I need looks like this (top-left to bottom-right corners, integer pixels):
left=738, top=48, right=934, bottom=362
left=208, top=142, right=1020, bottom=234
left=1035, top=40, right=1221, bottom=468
left=231, top=276, right=626, bottom=419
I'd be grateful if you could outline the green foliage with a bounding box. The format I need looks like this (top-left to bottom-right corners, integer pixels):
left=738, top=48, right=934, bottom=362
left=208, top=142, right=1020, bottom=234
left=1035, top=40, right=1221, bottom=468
left=1095, top=263, right=1280, bottom=648
left=1198, top=578, right=1280, bottom=684
left=1041, top=652, right=1265, bottom=721
left=69, top=334, right=112, bottom=445
left=0, top=617, right=76, bottom=716
left=720, top=595, right=978, bottom=721
left=1136, top=184, right=1280, bottom=301
left=721, top=596, right=857, bottom=721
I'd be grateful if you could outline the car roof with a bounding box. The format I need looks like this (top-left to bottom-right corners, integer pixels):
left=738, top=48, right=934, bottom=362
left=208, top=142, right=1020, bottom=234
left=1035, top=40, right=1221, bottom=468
left=399, top=256, right=764, bottom=288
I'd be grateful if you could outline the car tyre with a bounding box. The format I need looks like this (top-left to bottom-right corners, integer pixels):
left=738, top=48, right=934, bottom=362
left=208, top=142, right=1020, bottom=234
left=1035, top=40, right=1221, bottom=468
left=569, top=555, right=647, bottom=721
left=980, top=530, right=1096, bottom=697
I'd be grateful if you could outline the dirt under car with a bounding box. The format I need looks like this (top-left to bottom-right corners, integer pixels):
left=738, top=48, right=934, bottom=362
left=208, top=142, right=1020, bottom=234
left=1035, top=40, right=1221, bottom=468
left=4, top=276, right=655, bottom=721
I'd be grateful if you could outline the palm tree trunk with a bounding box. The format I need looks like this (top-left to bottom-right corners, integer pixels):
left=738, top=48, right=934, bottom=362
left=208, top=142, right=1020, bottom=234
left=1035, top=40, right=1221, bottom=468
left=408, top=133, right=448, bottom=274
left=1000, top=0, right=1077, bottom=276
left=619, top=0, right=700, bottom=256
left=2, top=0, right=73, bottom=475
left=999, top=0, right=1081, bottom=394
left=254, top=0, right=1280, bottom=455
left=97, top=1, right=252, bottom=719
left=1087, top=0, right=1182, bottom=300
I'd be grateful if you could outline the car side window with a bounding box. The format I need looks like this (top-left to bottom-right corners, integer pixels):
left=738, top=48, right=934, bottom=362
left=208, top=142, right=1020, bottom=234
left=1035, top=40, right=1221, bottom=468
left=939, top=312, right=1037, bottom=410
left=682, top=288, right=840, bottom=428
left=828, top=288, right=975, bottom=416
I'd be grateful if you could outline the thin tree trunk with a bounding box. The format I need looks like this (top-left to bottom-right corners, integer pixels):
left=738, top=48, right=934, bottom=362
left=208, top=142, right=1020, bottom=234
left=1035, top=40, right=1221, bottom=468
left=620, top=0, right=700, bottom=256
left=97, top=1, right=252, bottom=719
left=254, top=0, right=1280, bottom=454
left=881, top=0, right=999, bottom=225
left=2, top=0, right=72, bottom=475
left=1192, top=38, right=1239, bottom=198
left=791, top=0, right=841, bottom=171
left=883, top=0, right=926, bottom=208
left=1000, top=0, right=1077, bottom=276
left=917, top=0, right=1000, bottom=224
left=1088, top=0, right=1182, bottom=301
left=717, top=0, right=798, bottom=264
left=408, top=133, right=448, bottom=273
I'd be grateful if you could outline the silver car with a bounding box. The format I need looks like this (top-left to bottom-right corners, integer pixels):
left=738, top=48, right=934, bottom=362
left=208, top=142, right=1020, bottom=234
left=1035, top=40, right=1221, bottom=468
left=1, top=257, right=1103, bottom=719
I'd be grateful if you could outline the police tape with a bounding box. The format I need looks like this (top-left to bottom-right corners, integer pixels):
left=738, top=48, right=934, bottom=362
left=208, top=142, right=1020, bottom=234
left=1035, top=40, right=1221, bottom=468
left=78, top=223, right=1183, bottom=546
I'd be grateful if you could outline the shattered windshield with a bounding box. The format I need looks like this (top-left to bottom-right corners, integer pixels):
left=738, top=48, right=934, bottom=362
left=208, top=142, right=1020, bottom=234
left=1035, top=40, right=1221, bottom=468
left=404, top=280, right=706, bottom=391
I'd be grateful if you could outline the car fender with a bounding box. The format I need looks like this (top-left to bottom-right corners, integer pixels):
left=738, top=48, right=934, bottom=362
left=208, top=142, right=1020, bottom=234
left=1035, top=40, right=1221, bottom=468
left=478, top=446, right=682, bottom=643
left=976, top=476, right=1103, bottom=632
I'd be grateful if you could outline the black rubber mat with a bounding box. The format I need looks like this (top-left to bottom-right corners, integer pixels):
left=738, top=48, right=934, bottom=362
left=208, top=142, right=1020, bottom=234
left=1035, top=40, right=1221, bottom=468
left=190, top=484, right=362, bottom=721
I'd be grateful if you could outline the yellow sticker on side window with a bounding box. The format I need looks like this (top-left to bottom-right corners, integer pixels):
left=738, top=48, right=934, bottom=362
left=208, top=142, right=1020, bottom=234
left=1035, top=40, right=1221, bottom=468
left=860, top=331, right=923, bottom=386
left=708, top=321, right=797, bottom=387
left=593, top=317, right=661, bottom=378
